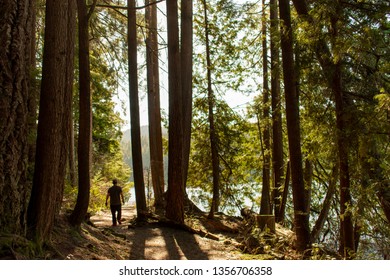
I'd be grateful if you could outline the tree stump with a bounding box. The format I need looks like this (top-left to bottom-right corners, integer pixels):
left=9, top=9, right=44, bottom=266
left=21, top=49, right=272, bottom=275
left=256, top=215, right=275, bottom=233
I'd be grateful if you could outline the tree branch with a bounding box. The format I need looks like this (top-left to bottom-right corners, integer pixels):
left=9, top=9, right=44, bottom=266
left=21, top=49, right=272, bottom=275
left=87, top=0, right=98, bottom=20
left=93, top=0, right=164, bottom=11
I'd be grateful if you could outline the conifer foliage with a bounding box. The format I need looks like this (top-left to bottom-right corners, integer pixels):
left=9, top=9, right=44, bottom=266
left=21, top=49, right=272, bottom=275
left=0, top=0, right=389, bottom=259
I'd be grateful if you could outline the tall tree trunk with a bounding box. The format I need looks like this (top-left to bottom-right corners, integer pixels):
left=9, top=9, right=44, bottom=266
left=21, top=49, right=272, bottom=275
left=128, top=0, right=147, bottom=221
left=260, top=0, right=271, bottom=215
left=165, top=0, right=185, bottom=224
left=270, top=0, right=284, bottom=222
left=278, top=0, right=311, bottom=252
left=70, top=0, right=93, bottom=227
left=181, top=0, right=193, bottom=190
left=328, top=8, right=355, bottom=258
left=202, top=0, right=220, bottom=219
left=145, top=0, right=165, bottom=210
left=27, top=0, right=77, bottom=244
left=0, top=0, right=34, bottom=236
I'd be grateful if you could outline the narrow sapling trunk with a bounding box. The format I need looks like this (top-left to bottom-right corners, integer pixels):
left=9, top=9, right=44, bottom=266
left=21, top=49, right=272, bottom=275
left=270, top=0, right=284, bottom=222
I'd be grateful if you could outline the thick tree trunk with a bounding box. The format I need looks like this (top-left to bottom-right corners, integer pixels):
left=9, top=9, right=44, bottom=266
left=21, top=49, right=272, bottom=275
left=27, top=0, right=77, bottom=243
left=128, top=0, right=147, bottom=221
left=145, top=0, right=165, bottom=210
left=70, top=0, right=93, bottom=227
left=278, top=0, right=311, bottom=252
left=270, top=0, right=284, bottom=222
left=0, top=0, right=34, bottom=236
left=260, top=0, right=271, bottom=215
left=166, top=0, right=185, bottom=224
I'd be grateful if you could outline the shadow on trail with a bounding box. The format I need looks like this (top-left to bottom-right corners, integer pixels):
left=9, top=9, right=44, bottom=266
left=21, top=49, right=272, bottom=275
left=127, top=224, right=210, bottom=260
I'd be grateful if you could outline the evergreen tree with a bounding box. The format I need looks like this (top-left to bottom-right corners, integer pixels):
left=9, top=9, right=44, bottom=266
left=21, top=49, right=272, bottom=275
left=27, top=0, right=77, bottom=243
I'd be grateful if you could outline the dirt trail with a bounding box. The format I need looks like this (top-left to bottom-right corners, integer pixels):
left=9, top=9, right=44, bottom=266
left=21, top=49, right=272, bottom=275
left=90, top=205, right=242, bottom=260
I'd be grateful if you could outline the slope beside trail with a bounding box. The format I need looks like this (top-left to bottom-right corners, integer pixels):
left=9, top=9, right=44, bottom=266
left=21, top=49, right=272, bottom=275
left=61, top=205, right=243, bottom=260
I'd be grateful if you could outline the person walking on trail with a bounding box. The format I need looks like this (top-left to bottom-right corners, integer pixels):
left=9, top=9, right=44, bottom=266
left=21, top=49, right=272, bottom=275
left=105, top=179, right=125, bottom=226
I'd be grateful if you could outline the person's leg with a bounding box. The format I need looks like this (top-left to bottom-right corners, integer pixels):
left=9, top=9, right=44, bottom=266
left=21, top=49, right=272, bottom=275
left=110, top=205, right=117, bottom=226
left=117, top=205, right=122, bottom=224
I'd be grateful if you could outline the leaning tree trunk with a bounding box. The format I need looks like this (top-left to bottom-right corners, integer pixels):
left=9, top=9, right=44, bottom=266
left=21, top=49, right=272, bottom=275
left=128, top=0, right=147, bottom=221
left=0, top=0, right=34, bottom=236
left=311, top=165, right=338, bottom=242
left=278, top=0, right=311, bottom=252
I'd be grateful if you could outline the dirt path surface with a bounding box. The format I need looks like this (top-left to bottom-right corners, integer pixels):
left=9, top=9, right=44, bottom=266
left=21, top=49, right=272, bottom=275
left=90, top=205, right=242, bottom=260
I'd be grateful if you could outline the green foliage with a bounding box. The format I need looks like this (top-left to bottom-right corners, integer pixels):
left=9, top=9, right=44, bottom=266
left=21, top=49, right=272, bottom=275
left=189, top=0, right=267, bottom=214
left=188, top=96, right=262, bottom=214
left=190, top=0, right=390, bottom=258
left=64, top=149, right=131, bottom=214
left=63, top=1, right=133, bottom=214
left=292, top=0, right=390, bottom=256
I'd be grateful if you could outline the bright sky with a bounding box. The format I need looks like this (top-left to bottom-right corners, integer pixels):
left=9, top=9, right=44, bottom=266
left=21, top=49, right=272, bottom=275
left=116, top=0, right=257, bottom=130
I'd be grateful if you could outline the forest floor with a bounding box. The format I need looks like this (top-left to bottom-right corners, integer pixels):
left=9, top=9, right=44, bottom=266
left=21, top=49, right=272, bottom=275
left=3, top=205, right=323, bottom=260
left=47, top=205, right=245, bottom=260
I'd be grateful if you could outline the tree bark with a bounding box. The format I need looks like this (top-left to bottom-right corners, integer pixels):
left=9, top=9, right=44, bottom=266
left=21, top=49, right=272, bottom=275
left=270, top=0, right=284, bottom=222
left=128, top=0, right=147, bottom=221
left=165, top=0, right=185, bottom=224
left=291, top=0, right=355, bottom=259
left=303, top=159, right=312, bottom=218
left=145, top=0, right=165, bottom=210
left=260, top=0, right=271, bottom=216
left=70, top=0, right=93, bottom=227
left=27, top=0, right=77, bottom=243
left=0, top=0, right=34, bottom=236
left=329, top=8, right=355, bottom=258
left=181, top=0, right=194, bottom=190
left=278, top=0, right=311, bottom=252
